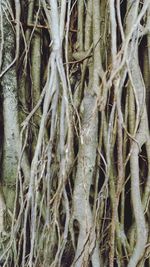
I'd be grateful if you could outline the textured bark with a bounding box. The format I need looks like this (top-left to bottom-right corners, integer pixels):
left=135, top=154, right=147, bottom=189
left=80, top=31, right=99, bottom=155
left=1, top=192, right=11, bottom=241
left=1, top=2, right=20, bottom=211
left=0, top=1, right=150, bottom=266
left=73, top=93, right=100, bottom=267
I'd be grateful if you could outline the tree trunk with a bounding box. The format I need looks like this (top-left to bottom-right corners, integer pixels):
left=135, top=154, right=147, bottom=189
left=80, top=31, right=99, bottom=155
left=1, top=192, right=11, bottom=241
left=0, top=1, right=150, bottom=266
